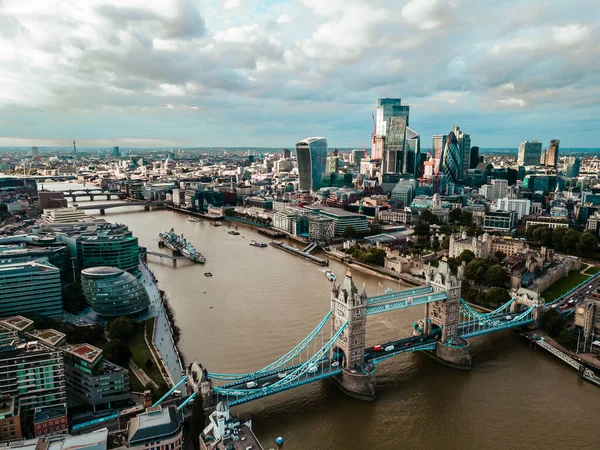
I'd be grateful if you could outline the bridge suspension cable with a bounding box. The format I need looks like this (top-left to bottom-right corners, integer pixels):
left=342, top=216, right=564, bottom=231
left=213, top=320, right=347, bottom=398
left=459, top=298, right=514, bottom=318
left=208, top=310, right=333, bottom=381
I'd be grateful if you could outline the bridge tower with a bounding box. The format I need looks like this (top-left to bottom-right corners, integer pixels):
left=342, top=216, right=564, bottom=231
left=329, top=269, right=376, bottom=401
left=424, top=260, right=472, bottom=369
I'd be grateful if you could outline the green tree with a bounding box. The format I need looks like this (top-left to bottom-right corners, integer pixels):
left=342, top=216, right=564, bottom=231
left=442, top=236, right=450, bottom=250
left=464, top=259, right=487, bottom=284
left=446, top=257, right=459, bottom=274
left=494, top=250, right=507, bottom=262
left=414, top=221, right=431, bottom=236
left=576, top=232, right=598, bottom=256
left=486, top=264, right=507, bottom=287
left=484, top=287, right=511, bottom=308
left=563, top=229, right=580, bottom=252
left=460, top=210, right=473, bottom=227
left=342, top=226, right=357, bottom=239
left=458, top=249, right=476, bottom=265
left=108, top=316, right=135, bottom=342
left=448, top=208, right=462, bottom=224
left=542, top=309, right=564, bottom=337
left=419, top=209, right=437, bottom=224
left=552, top=227, right=568, bottom=252
left=104, top=339, right=132, bottom=367
left=432, top=238, right=440, bottom=251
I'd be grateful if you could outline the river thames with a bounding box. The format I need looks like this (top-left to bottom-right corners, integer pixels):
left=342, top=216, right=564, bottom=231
left=50, top=185, right=599, bottom=449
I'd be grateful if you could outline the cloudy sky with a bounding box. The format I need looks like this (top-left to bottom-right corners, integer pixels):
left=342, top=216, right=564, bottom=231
left=0, top=0, right=599, bottom=148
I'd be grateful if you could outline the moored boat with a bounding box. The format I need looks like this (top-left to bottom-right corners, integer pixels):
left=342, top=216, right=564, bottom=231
left=249, top=240, right=267, bottom=248
left=187, top=215, right=200, bottom=222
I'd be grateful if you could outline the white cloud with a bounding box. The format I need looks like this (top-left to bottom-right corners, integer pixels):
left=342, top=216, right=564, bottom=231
left=401, top=0, right=449, bottom=30
left=498, top=98, right=526, bottom=108
left=214, top=24, right=261, bottom=43
left=553, top=24, right=591, bottom=46
left=276, top=14, right=291, bottom=25
left=224, top=0, right=243, bottom=10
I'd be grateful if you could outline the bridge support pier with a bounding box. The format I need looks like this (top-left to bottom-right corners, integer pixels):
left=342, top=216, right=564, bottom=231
left=426, top=340, right=471, bottom=370
left=100, top=209, right=105, bottom=216
left=331, top=368, right=376, bottom=401
left=173, top=259, right=177, bottom=267
left=89, top=195, right=94, bottom=201
left=144, top=205, right=150, bottom=211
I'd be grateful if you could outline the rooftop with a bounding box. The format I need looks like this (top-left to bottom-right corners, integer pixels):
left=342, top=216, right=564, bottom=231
left=64, top=343, right=103, bottom=364
left=27, top=329, right=66, bottom=347
left=0, top=316, right=34, bottom=332
left=305, top=206, right=366, bottom=218
left=81, top=266, right=123, bottom=276
left=128, top=406, right=183, bottom=445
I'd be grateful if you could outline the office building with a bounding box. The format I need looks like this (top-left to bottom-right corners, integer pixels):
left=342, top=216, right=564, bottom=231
left=483, top=211, right=516, bottom=232
left=546, top=139, right=559, bottom=168
left=0, top=260, right=63, bottom=318
left=38, top=191, right=68, bottom=210
left=452, top=125, right=471, bottom=179
left=113, top=146, right=120, bottom=158
left=441, top=130, right=461, bottom=185
left=565, top=156, right=581, bottom=178
left=308, top=217, right=335, bottom=244
left=81, top=267, right=150, bottom=317
left=496, top=198, right=531, bottom=220
left=539, top=149, right=547, bottom=166
left=126, top=405, right=184, bottom=450
left=326, top=155, right=340, bottom=173
left=296, top=137, right=328, bottom=191
left=5, top=429, right=108, bottom=450
left=0, top=244, right=71, bottom=282
left=432, top=134, right=447, bottom=161
left=42, top=207, right=90, bottom=224
left=32, top=147, right=39, bottom=158
left=372, top=98, right=420, bottom=175
left=574, top=294, right=600, bottom=347
left=0, top=323, right=66, bottom=434
left=390, top=179, right=416, bottom=206
left=63, top=343, right=130, bottom=411
left=491, top=179, right=508, bottom=200
left=517, top=141, right=542, bottom=166
left=469, top=146, right=480, bottom=169
left=304, top=206, right=369, bottom=235
left=283, top=148, right=291, bottom=159
left=351, top=149, right=364, bottom=165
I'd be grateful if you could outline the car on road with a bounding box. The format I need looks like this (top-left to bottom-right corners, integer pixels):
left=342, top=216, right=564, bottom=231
left=263, top=382, right=272, bottom=387
left=246, top=381, right=258, bottom=388
left=331, top=361, right=340, bottom=367
left=385, top=345, right=395, bottom=351
left=506, top=315, right=512, bottom=320
left=277, top=372, right=287, bottom=379
left=373, top=345, right=383, bottom=351
left=307, top=364, right=319, bottom=374
left=404, top=342, right=411, bottom=346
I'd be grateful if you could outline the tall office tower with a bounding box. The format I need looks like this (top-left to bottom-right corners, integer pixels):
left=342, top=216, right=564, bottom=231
left=296, top=137, right=328, bottom=191
left=546, top=139, right=560, bottom=168
left=539, top=149, right=547, bottom=165
left=31, top=147, right=39, bottom=158
left=432, top=134, right=447, bottom=160
left=517, top=140, right=542, bottom=166
left=0, top=323, right=66, bottom=435
left=283, top=149, right=291, bottom=159
left=333, top=149, right=339, bottom=157
left=565, top=156, right=581, bottom=178
left=372, top=98, right=416, bottom=174
left=452, top=125, right=471, bottom=179
left=326, top=155, right=340, bottom=173
left=469, top=146, right=480, bottom=169
left=403, top=128, right=421, bottom=177
left=351, top=149, right=364, bottom=165
left=441, top=131, right=461, bottom=185
left=113, top=146, right=120, bottom=157
left=72, top=140, right=77, bottom=156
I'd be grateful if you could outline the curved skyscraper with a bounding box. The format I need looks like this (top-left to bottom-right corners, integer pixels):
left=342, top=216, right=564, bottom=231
left=296, top=137, right=327, bottom=191
left=441, top=131, right=461, bottom=185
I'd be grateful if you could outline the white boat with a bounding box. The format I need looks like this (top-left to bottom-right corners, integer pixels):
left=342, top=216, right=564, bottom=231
left=186, top=215, right=200, bottom=222
left=325, top=270, right=336, bottom=282
left=249, top=240, right=267, bottom=248
left=213, top=221, right=222, bottom=227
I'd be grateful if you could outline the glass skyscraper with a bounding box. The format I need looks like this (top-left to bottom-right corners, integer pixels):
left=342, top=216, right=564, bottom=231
left=441, top=131, right=462, bottom=185
left=296, top=137, right=328, bottom=191
left=565, top=156, right=580, bottom=178
left=517, top=141, right=542, bottom=166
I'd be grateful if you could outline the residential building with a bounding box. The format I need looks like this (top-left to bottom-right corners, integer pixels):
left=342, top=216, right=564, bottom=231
left=126, top=405, right=184, bottom=450
left=575, top=294, right=600, bottom=346
left=63, top=343, right=130, bottom=411
left=496, top=198, right=531, bottom=220
left=491, top=179, right=508, bottom=200
left=483, top=211, right=516, bottom=232
left=296, top=137, right=328, bottom=191
left=517, top=141, right=542, bottom=166
left=0, top=396, right=22, bottom=440
left=545, top=139, right=559, bottom=168
left=42, top=207, right=89, bottom=224
left=326, top=155, right=340, bottom=173
left=0, top=323, right=66, bottom=434
left=351, top=149, right=364, bottom=165
left=378, top=209, right=413, bottom=225
left=586, top=212, right=600, bottom=235
left=33, top=405, right=68, bottom=437
left=0, top=260, right=63, bottom=318
left=308, top=217, right=335, bottom=244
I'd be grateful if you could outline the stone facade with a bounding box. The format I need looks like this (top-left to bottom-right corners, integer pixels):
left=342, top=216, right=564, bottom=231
left=424, top=260, right=462, bottom=342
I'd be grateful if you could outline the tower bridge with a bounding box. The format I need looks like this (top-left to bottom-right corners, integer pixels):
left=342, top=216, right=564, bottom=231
left=190, top=260, right=544, bottom=409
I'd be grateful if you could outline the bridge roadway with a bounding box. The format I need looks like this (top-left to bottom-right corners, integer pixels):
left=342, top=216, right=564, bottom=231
left=550, top=272, right=600, bottom=312
left=77, top=200, right=167, bottom=210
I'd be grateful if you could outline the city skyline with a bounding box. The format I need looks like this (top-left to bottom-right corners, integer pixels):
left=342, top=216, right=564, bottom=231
left=0, top=0, right=599, bottom=148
